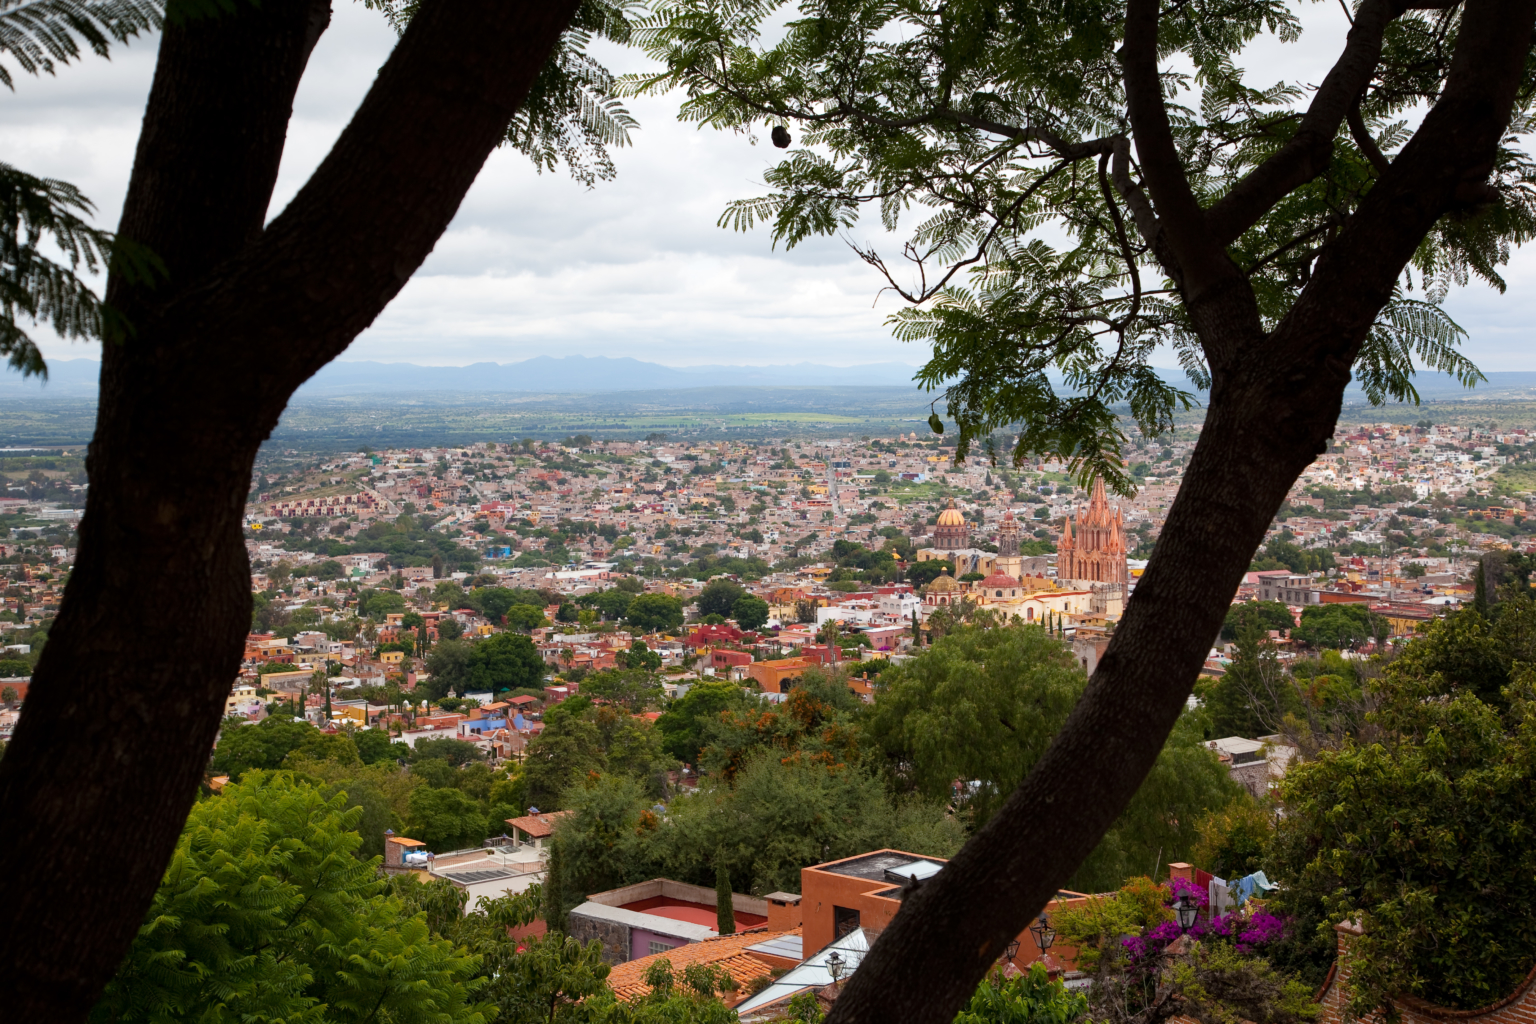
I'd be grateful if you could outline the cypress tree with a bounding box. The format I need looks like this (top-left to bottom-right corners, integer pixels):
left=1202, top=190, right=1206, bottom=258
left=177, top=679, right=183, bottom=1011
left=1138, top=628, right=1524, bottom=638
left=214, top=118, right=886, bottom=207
left=716, top=860, right=736, bottom=935
left=1475, top=558, right=1489, bottom=615
left=543, top=842, right=567, bottom=934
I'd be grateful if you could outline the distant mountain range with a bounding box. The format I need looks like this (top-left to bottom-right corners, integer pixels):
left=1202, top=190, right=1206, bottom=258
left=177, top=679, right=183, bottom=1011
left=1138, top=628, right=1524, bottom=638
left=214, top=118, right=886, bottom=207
left=8, top=354, right=1536, bottom=401
left=0, top=356, right=926, bottom=396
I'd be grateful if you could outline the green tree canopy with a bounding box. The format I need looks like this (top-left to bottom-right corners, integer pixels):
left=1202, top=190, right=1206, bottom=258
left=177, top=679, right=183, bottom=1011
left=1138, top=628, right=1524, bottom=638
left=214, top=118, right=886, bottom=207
left=505, top=603, right=550, bottom=632
left=524, top=696, right=610, bottom=810
left=354, top=728, right=407, bottom=766
left=908, top=560, right=957, bottom=588
left=731, top=595, right=770, bottom=631
left=696, top=578, right=747, bottom=619
left=625, top=593, right=684, bottom=634
left=424, top=637, right=472, bottom=698
left=357, top=588, right=407, bottom=620
left=1291, top=604, right=1385, bottom=650
left=616, top=639, right=662, bottom=673
left=1267, top=668, right=1536, bottom=1011
left=210, top=715, right=344, bottom=780
left=591, top=587, right=635, bottom=621
left=582, top=667, right=663, bottom=713
left=465, top=631, right=545, bottom=693
left=405, top=785, right=489, bottom=852
left=1220, top=601, right=1296, bottom=641
left=1197, top=624, right=1300, bottom=738
left=91, top=772, right=484, bottom=1022
left=413, top=737, right=486, bottom=767
left=867, top=625, right=1242, bottom=892
left=654, top=680, right=741, bottom=767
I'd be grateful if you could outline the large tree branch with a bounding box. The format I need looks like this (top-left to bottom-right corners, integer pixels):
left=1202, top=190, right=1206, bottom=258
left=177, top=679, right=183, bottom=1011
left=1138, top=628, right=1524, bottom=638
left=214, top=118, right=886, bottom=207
left=1119, top=0, right=1233, bottom=299
left=0, top=1, right=582, bottom=1020
left=1204, top=0, right=1464, bottom=246
left=820, top=1, right=1535, bottom=1023
left=159, top=0, right=582, bottom=414
left=1276, top=0, right=1535, bottom=370
left=1205, top=0, right=1397, bottom=245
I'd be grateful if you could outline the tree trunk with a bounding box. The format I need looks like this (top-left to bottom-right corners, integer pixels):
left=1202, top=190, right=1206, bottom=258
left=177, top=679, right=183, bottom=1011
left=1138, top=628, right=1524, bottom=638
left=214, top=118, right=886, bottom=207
left=824, top=0, right=1536, bottom=1021
left=0, top=0, right=580, bottom=1019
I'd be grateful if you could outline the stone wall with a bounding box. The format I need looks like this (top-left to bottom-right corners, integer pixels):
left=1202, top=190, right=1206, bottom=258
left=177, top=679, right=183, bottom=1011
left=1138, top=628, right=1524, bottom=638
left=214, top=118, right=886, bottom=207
left=1317, top=921, right=1536, bottom=1024
left=566, top=908, right=633, bottom=965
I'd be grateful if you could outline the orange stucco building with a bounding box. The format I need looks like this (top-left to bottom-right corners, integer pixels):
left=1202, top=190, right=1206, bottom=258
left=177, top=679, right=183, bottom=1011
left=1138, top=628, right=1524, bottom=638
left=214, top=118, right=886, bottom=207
left=798, top=849, right=1092, bottom=968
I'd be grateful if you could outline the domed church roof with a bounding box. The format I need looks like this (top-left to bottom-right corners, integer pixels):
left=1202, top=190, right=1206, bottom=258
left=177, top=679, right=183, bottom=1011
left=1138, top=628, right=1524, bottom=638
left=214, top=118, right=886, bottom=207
left=936, top=498, right=965, bottom=527
left=927, top=569, right=960, bottom=591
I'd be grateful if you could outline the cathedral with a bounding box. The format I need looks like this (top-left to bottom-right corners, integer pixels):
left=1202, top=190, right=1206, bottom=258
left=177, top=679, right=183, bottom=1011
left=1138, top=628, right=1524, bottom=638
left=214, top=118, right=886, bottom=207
left=930, top=498, right=970, bottom=550
left=1057, top=477, right=1129, bottom=586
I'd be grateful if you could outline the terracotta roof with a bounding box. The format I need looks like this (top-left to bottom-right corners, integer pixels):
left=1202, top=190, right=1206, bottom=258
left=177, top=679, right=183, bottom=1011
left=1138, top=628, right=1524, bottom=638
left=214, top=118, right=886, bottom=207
left=980, top=572, right=1020, bottom=587
left=505, top=810, right=573, bottom=838
left=608, top=928, right=796, bottom=1006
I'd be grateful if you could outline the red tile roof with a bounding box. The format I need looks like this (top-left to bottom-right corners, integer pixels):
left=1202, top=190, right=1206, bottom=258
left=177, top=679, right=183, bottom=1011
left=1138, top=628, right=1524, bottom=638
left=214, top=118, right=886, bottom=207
left=607, top=928, right=796, bottom=1006
left=505, top=810, right=572, bottom=838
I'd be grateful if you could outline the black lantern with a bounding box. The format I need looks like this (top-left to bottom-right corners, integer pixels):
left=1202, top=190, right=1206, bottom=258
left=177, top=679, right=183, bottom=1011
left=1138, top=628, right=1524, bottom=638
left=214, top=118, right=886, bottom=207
left=1029, top=913, right=1055, bottom=953
left=826, top=951, right=846, bottom=985
left=1175, top=893, right=1199, bottom=933
left=1001, top=939, right=1020, bottom=963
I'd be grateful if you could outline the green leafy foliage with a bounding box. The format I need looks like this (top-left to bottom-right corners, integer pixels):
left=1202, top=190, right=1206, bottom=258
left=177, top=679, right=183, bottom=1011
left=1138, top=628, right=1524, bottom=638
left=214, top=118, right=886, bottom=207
left=1291, top=604, right=1386, bottom=650
left=625, top=593, right=685, bottom=633
left=582, top=666, right=663, bottom=713
left=524, top=695, right=674, bottom=811
left=696, top=578, right=746, bottom=619
left=954, top=963, right=1088, bottom=1024
left=1220, top=601, right=1295, bottom=641
left=1196, top=624, right=1299, bottom=738
left=542, top=753, right=965, bottom=921
left=867, top=625, right=1243, bottom=892
left=616, top=639, right=662, bottom=673
left=1267, top=666, right=1536, bottom=1007
left=654, top=680, right=741, bottom=766
left=0, top=160, right=158, bottom=377
left=355, top=727, right=408, bottom=765
left=731, top=594, right=770, bottom=630
left=405, top=785, right=489, bottom=852
left=210, top=715, right=360, bottom=781
left=91, top=771, right=486, bottom=1023
left=1192, top=800, right=1274, bottom=880
left=465, top=631, right=546, bottom=693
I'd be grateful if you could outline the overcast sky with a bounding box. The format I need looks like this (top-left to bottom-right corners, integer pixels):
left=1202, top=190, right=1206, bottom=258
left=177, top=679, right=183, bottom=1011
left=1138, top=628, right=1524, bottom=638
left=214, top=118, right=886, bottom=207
left=4, top=0, right=1534, bottom=373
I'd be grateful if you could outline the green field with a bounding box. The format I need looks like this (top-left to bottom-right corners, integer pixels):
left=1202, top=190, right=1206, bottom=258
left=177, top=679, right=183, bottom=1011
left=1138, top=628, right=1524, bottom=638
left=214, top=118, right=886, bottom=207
left=7, top=388, right=1536, bottom=452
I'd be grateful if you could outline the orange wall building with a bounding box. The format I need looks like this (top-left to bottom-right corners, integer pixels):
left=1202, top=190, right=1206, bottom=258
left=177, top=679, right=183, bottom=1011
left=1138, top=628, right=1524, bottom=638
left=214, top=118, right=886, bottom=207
left=798, top=850, right=1091, bottom=969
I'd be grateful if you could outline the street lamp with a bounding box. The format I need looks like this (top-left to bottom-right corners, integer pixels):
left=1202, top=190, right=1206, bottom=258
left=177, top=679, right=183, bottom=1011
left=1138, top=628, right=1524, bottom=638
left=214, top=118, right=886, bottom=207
left=826, top=951, right=846, bottom=987
left=1000, top=939, right=1020, bottom=964
left=1174, top=893, right=1200, bottom=933
left=1029, top=913, right=1055, bottom=953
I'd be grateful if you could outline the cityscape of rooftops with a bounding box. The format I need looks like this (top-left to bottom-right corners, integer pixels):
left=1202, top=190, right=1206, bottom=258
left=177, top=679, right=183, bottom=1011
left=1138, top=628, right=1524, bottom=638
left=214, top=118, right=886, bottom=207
left=5, top=0, right=1536, bottom=1021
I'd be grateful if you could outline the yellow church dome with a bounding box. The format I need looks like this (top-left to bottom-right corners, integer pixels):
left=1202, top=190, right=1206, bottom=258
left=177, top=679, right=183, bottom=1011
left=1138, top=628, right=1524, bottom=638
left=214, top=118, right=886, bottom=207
left=928, top=570, right=960, bottom=592
left=936, top=499, right=965, bottom=527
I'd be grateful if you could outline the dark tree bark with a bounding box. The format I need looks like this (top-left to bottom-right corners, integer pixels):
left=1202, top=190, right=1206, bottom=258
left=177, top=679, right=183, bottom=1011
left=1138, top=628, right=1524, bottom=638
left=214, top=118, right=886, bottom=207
left=0, top=0, right=580, bottom=1018
left=824, top=1, right=1536, bottom=1023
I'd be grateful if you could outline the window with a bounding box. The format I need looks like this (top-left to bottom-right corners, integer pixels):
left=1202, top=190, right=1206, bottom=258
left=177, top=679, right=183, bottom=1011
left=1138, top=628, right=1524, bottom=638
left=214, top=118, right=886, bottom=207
left=834, top=905, right=861, bottom=939
left=648, top=940, right=674, bottom=956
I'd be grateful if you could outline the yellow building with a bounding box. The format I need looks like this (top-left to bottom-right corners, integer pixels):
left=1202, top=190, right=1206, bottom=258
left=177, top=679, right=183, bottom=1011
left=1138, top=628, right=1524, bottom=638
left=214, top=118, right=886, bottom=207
left=225, top=682, right=259, bottom=715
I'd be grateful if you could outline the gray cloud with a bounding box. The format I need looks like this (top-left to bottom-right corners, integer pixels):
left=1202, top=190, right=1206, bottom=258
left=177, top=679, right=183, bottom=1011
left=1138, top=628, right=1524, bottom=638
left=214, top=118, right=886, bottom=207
left=2, top=0, right=1531, bottom=374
